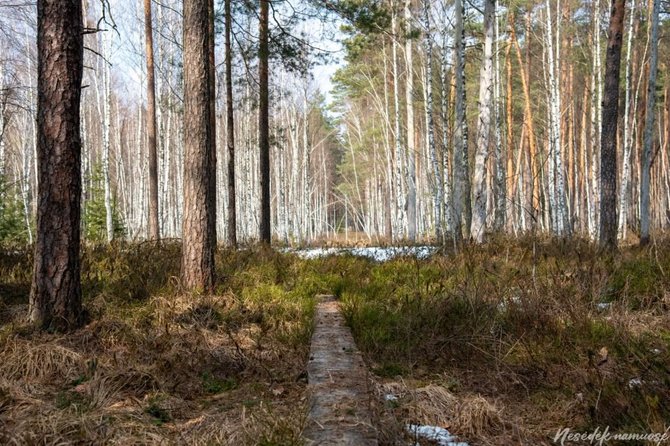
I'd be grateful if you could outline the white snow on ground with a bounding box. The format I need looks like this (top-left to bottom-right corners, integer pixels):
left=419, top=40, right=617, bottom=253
left=407, top=424, right=469, bottom=446
left=284, top=246, right=438, bottom=262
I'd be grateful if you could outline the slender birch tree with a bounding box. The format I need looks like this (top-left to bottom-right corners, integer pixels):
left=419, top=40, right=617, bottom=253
left=471, top=0, right=495, bottom=243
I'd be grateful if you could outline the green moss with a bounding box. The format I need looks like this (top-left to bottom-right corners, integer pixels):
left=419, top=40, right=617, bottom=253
left=201, top=372, right=238, bottom=394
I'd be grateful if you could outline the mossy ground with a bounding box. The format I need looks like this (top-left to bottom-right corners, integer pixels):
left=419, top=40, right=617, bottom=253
left=0, top=237, right=669, bottom=445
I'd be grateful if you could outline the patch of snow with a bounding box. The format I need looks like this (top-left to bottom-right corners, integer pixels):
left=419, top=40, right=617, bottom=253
left=407, top=424, right=469, bottom=446
left=497, top=295, right=521, bottom=312
left=286, top=246, right=438, bottom=262
left=628, top=377, right=642, bottom=389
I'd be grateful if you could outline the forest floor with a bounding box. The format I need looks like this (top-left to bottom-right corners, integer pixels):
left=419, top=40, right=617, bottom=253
left=0, top=237, right=669, bottom=445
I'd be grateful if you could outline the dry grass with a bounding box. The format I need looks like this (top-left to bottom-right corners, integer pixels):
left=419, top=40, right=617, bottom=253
left=2, top=239, right=670, bottom=445
left=0, top=245, right=317, bottom=445
left=342, top=235, right=670, bottom=445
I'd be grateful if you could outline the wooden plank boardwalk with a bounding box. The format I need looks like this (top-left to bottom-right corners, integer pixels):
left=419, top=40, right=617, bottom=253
left=303, top=295, right=378, bottom=445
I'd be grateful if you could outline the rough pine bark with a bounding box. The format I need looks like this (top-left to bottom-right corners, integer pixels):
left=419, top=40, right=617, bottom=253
left=259, top=0, right=271, bottom=244
left=182, top=0, right=215, bottom=291
left=640, top=0, right=660, bottom=246
left=225, top=0, right=237, bottom=248
left=30, top=0, right=84, bottom=331
left=599, top=0, right=626, bottom=249
left=145, top=0, right=160, bottom=241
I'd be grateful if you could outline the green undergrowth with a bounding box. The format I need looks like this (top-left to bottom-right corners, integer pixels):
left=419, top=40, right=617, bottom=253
left=0, top=243, right=328, bottom=444
left=337, top=236, right=670, bottom=443
left=1, top=238, right=670, bottom=444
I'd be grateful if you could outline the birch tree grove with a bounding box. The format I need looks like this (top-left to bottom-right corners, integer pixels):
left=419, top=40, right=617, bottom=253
left=0, top=0, right=666, bottom=252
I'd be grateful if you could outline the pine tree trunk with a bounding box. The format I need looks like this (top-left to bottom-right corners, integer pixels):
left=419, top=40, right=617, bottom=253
left=30, top=0, right=84, bottom=331
left=512, top=16, right=540, bottom=226
left=145, top=0, right=160, bottom=241
left=225, top=0, right=237, bottom=248
left=599, top=0, right=626, bottom=249
left=640, top=0, right=660, bottom=246
left=259, top=0, right=271, bottom=244
left=181, top=0, right=215, bottom=291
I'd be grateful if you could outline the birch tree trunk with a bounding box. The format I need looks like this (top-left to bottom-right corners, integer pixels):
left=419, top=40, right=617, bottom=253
left=423, top=0, right=441, bottom=243
left=618, top=0, right=636, bottom=240
left=493, top=8, right=505, bottom=231
left=404, top=0, right=416, bottom=242
left=440, top=29, right=452, bottom=239
left=640, top=0, right=660, bottom=246
left=102, top=30, right=114, bottom=242
left=471, top=0, right=495, bottom=243
left=392, top=9, right=406, bottom=241
left=453, top=0, right=470, bottom=242
left=589, top=0, right=602, bottom=240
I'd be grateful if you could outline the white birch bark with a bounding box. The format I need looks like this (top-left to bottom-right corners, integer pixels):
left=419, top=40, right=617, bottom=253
left=618, top=0, right=636, bottom=240
left=471, top=0, right=495, bottom=243
left=588, top=0, right=602, bottom=240
left=440, top=28, right=453, bottom=238
left=423, top=0, right=442, bottom=242
left=392, top=9, right=406, bottom=241
left=404, top=0, right=416, bottom=242
left=493, top=8, right=505, bottom=231
left=102, top=30, right=114, bottom=242
left=453, top=0, right=469, bottom=242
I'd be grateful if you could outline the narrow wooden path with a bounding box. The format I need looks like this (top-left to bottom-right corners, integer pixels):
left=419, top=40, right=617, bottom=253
left=303, top=295, right=378, bottom=445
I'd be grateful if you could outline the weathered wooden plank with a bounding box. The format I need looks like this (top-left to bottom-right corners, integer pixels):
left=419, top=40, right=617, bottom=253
left=303, top=295, right=378, bottom=445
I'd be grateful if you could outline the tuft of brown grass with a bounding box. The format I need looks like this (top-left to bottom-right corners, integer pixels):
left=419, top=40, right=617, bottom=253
left=0, top=339, right=84, bottom=382
left=0, top=245, right=321, bottom=445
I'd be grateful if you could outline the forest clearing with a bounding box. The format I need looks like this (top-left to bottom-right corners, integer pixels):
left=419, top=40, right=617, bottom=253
left=1, top=0, right=670, bottom=444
